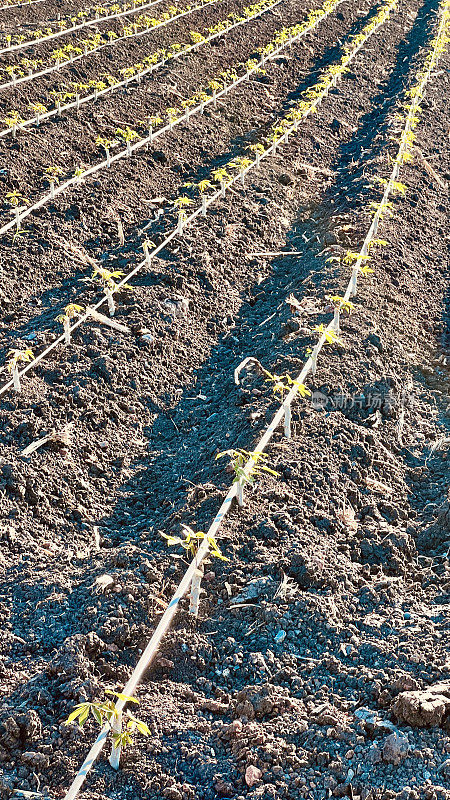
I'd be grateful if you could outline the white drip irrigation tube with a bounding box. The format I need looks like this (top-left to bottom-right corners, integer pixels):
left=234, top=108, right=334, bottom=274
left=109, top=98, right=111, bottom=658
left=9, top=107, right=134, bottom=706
left=0, top=0, right=288, bottom=140
left=0, top=0, right=171, bottom=55
left=0, top=0, right=339, bottom=234
left=0, top=0, right=223, bottom=92
left=0, top=0, right=44, bottom=9
left=343, top=0, right=450, bottom=302
left=63, top=15, right=450, bottom=797
left=0, top=0, right=398, bottom=398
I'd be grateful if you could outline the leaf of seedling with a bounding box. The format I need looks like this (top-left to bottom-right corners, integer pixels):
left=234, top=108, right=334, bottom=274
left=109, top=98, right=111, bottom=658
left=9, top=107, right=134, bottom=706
left=249, top=143, right=265, bottom=155
left=326, top=294, right=354, bottom=314
left=161, top=526, right=228, bottom=562
left=392, top=181, right=407, bottom=196
left=286, top=377, right=311, bottom=397
left=368, top=238, right=388, bottom=249
left=66, top=704, right=90, bottom=725
left=5, top=190, right=29, bottom=208
left=197, top=179, right=213, bottom=194
left=216, top=448, right=278, bottom=483
left=173, top=196, right=193, bottom=209
left=56, top=303, right=84, bottom=324
left=313, top=323, right=342, bottom=346
left=105, top=690, right=138, bottom=704
left=343, top=251, right=371, bottom=265
left=211, top=168, right=230, bottom=184
left=7, top=348, right=34, bottom=372
left=359, top=264, right=374, bottom=276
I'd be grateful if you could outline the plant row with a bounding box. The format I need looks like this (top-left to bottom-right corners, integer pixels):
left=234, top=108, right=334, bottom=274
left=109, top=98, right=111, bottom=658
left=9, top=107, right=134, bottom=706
left=0, top=0, right=286, bottom=139
left=0, top=0, right=171, bottom=55
left=60, top=3, right=450, bottom=797
left=0, top=0, right=223, bottom=90
left=0, top=0, right=338, bottom=234
left=0, top=0, right=43, bottom=9
left=1, top=0, right=395, bottom=394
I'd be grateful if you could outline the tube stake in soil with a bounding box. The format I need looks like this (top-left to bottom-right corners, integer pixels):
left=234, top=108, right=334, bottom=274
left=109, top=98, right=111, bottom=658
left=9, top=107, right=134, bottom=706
left=283, top=403, right=291, bottom=439
left=189, top=564, right=204, bottom=616
left=108, top=711, right=122, bottom=770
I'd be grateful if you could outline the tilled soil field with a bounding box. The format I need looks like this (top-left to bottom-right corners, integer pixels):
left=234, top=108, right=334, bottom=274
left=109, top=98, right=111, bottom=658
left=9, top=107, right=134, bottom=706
left=0, top=0, right=449, bottom=798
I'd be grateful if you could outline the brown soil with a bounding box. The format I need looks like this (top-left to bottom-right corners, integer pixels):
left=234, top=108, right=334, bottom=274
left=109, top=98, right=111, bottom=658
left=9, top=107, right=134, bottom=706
left=0, top=0, right=449, bottom=799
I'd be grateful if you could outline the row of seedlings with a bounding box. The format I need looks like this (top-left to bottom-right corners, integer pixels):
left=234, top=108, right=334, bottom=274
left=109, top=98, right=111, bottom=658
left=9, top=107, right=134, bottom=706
left=2, top=0, right=400, bottom=393
left=60, top=4, right=450, bottom=797
left=0, top=0, right=342, bottom=232
left=0, top=0, right=226, bottom=90
left=0, top=0, right=288, bottom=139
left=0, top=0, right=176, bottom=54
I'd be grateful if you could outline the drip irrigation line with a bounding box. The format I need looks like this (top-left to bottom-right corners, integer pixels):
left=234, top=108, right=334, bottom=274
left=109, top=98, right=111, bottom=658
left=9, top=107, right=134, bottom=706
left=0, top=0, right=224, bottom=92
left=0, top=0, right=288, bottom=139
left=0, top=0, right=44, bottom=10
left=0, top=0, right=171, bottom=55
left=0, top=0, right=397, bottom=396
left=25, top=0, right=450, bottom=796
left=0, top=0, right=336, bottom=233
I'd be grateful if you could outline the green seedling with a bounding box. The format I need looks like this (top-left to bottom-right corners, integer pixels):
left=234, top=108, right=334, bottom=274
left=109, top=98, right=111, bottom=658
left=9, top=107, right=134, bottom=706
left=56, top=303, right=84, bottom=344
left=368, top=238, right=388, bottom=249
left=45, top=165, right=64, bottom=198
left=313, top=323, right=342, bottom=346
left=92, top=267, right=132, bottom=315
left=326, top=294, right=354, bottom=314
left=162, top=524, right=228, bottom=615
left=116, top=126, right=139, bottom=156
left=161, top=524, right=228, bottom=562
left=95, top=135, right=118, bottom=166
left=4, top=110, right=25, bottom=137
left=174, top=196, right=193, bottom=231
left=7, top=348, right=34, bottom=391
left=216, top=448, right=278, bottom=506
left=5, top=190, right=29, bottom=208
left=29, top=101, right=48, bottom=123
left=342, top=251, right=371, bottom=266
left=66, top=690, right=150, bottom=768
left=5, top=190, right=29, bottom=231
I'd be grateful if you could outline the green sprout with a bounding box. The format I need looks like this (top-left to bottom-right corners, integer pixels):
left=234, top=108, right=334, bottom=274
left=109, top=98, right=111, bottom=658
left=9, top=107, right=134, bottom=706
left=342, top=251, right=371, bottom=266
left=197, top=179, right=213, bottom=194
left=313, top=323, right=342, bottom=346
left=326, top=295, right=354, bottom=313
left=5, top=190, right=29, bottom=208
left=216, top=448, right=278, bottom=487
left=66, top=691, right=150, bottom=752
left=7, top=348, right=34, bottom=372
left=56, top=303, right=84, bottom=344
left=161, top=525, right=229, bottom=562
